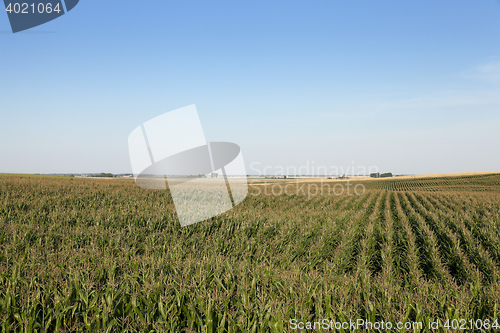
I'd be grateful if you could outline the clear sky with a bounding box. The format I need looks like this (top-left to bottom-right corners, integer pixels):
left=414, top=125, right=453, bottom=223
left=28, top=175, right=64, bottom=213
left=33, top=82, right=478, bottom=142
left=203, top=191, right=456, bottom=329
left=1, top=0, right=500, bottom=175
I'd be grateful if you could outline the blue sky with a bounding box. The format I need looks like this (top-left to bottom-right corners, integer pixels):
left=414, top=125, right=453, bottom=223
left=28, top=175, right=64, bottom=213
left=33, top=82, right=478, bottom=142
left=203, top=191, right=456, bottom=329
left=1, top=0, right=500, bottom=175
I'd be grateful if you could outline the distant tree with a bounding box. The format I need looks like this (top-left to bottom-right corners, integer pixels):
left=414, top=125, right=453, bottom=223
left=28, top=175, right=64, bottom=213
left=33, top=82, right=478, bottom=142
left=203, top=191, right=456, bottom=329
left=370, top=172, right=380, bottom=178
left=380, top=172, right=393, bottom=178
left=93, top=173, right=114, bottom=178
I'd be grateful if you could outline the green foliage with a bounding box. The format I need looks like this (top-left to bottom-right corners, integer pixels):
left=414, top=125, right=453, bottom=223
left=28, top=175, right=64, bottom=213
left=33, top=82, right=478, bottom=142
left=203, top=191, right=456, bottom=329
left=1, top=174, right=500, bottom=331
left=92, top=173, right=114, bottom=178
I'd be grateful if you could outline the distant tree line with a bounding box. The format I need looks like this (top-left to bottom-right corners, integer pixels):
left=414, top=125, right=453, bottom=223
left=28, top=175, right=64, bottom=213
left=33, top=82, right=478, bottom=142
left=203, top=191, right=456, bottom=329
left=91, top=173, right=114, bottom=178
left=370, top=172, right=393, bottom=178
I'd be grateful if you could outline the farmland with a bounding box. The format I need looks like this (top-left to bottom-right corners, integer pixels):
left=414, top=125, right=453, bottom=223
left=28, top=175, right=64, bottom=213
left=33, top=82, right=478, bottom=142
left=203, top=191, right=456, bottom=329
left=1, top=173, right=500, bottom=332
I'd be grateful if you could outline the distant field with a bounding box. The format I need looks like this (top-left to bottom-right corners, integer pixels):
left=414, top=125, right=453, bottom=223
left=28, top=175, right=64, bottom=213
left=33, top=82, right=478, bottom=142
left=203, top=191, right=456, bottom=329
left=365, top=173, right=500, bottom=192
left=1, top=174, right=500, bottom=331
left=287, top=172, right=500, bottom=192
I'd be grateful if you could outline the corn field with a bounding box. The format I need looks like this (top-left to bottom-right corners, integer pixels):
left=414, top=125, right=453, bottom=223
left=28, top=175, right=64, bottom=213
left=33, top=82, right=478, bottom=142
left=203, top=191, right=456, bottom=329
left=1, top=174, right=500, bottom=332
